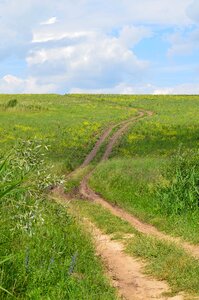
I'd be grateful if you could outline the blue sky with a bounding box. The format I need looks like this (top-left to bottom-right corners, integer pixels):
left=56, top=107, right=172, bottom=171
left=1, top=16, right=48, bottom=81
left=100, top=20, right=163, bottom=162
left=0, top=0, right=199, bottom=94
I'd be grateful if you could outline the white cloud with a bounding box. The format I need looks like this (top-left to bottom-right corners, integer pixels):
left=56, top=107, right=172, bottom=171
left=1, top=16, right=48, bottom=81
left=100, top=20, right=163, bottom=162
left=70, top=82, right=154, bottom=94
left=27, top=30, right=149, bottom=91
left=40, top=17, right=57, bottom=25
left=2, top=74, right=199, bottom=95
left=118, top=26, right=152, bottom=48
left=32, top=30, right=94, bottom=43
left=167, top=27, right=199, bottom=56
left=0, top=0, right=195, bottom=60
left=118, top=0, right=193, bottom=25
left=71, top=82, right=199, bottom=95
left=0, top=0, right=198, bottom=94
left=153, top=83, right=199, bottom=94
left=0, top=75, right=56, bottom=93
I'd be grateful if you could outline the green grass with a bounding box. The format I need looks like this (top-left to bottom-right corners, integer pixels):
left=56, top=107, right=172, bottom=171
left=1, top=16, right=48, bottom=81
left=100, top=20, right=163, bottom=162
left=87, top=95, right=199, bottom=245
left=126, top=235, right=199, bottom=296
left=0, top=142, right=117, bottom=300
left=71, top=200, right=136, bottom=236
left=1, top=198, right=117, bottom=300
left=64, top=165, right=92, bottom=194
left=114, top=96, right=199, bottom=158
left=1, top=94, right=199, bottom=298
left=0, top=94, right=137, bottom=172
left=90, top=158, right=199, bottom=244
left=72, top=200, right=199, bottom=297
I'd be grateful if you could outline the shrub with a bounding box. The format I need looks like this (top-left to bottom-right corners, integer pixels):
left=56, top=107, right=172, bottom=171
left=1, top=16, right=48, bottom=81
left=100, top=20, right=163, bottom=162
left=6, top=99, right=18, bottom=108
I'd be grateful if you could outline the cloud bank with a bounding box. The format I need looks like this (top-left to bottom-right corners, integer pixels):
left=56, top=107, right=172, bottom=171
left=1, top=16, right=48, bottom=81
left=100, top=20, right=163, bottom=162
left=0, top=0, right=198, bottom=94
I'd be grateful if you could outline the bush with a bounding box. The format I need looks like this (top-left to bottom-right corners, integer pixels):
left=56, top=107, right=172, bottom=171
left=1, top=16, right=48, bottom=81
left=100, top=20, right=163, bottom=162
left=156, top=148, right=199, bottom=215
left=6, top=99, right=18, bottom=108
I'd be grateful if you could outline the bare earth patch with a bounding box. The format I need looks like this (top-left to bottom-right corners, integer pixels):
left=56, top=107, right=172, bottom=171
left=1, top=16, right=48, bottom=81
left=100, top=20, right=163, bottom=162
left=87, top=220, right=184, bottom=300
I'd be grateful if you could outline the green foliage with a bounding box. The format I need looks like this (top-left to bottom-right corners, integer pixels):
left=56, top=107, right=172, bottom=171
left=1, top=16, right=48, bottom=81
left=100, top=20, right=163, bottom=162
left=1, top=94, right=199, bottom=297
left=89, top=158, right=162, bottom=218
left=0, top=142, right=116, bottom=299
left=156, top=148, right=199, bottom=215
left=90, top=157, right=199, bottom=244
left=6, top=99, right=17, bottom=108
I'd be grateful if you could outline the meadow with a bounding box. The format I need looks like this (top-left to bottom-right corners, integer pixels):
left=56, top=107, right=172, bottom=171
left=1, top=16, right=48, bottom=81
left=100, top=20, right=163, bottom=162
left=0, top=94, right=136, bottom=172
left=1, top=94, right=199, bottom=299
left=0, top=94, right=136, bottom=299
left=90, top=95, right=199, bottom=243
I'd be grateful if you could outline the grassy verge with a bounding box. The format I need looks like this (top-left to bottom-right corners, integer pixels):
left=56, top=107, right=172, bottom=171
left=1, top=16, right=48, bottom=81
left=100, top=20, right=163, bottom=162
left=0, top=144, right=117, bottom=300
left=89, top=158, right=199, bottom=244
left=64, top=165, right=92, bottom=194
left=1, top=199, right=117, bottom=300
left=71, top=200, right=199, bottom=297
left=71, top=200, right=136, bottom=237
left=127, top=235, right=199, bottom=296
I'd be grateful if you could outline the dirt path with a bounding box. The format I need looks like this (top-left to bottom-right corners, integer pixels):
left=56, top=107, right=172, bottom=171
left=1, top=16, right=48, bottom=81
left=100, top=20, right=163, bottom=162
left=102, top=110, right=151, bottom=161
left=67, top=111, right=146, bottom=178
left=80, top=181, right=199, bottom=260
left=86, top=220, right=183, bottom=300
left=79, top=109, right=199, bottom=261
left=82, top=111, right=146, bottom=167
left=55, top=108, right=198, bottom=300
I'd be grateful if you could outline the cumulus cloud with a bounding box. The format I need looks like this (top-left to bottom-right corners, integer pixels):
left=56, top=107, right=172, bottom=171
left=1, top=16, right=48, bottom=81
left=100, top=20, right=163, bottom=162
left=27, top=29, right=150, bottom=91
left=0, top=0, right=198, bottom=94
left=118, top=26, right=153, bottom=48
left=167, top=27, right=199, bottom=56
left=71, top=82, right=199, bottom=95
left=153, top=83, right=199, bottom=95
left=70, top=82, right=154, bottom=94
left=0, top=75, right=56, bottom=93
left=0, top=0, right=195, bottom=61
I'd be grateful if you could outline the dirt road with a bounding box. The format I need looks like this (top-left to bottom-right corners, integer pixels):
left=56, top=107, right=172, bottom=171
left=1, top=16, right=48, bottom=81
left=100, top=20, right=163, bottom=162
left=55, top=109, right=198, bottom=300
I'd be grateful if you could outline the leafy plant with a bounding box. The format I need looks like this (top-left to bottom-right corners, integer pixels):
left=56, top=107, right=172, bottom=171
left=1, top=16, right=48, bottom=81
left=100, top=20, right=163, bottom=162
left=0, top=141, right=115, bottom=300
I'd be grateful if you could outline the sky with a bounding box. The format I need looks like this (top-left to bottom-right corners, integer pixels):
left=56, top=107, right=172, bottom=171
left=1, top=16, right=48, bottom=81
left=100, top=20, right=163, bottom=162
left=0, top=0, right=199, bottom=94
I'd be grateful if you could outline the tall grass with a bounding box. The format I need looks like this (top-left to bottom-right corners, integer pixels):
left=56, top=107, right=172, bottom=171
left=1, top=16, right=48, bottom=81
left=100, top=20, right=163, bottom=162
left=90, top=155, right=199, bottom=243
left=0, top=142, right=116, bottom=299
left=156, top=148, right=199, bottom=215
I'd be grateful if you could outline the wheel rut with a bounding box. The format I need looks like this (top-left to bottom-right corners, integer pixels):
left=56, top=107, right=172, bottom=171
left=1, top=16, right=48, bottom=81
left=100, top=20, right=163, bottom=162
left=55, top=109, right=198, bottom=300
left=79, top=109, right=199, bottom=261
left=86, top=220, right=183, bottom=300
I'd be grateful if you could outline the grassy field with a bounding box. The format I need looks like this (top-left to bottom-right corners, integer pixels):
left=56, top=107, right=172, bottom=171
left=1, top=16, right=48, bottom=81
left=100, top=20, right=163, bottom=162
left=90, top=95, right=199, bottom=244
left=0, top=95, right=137, bottom=172
left=1, top=94, right=199, bottom=299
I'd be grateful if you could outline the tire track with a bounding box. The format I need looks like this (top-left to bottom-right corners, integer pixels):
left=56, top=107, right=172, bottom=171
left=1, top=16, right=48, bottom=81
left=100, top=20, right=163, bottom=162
left=79, top=110, right=199, bottom=260
left=82, top=111, right=146, bottom=167
left=55, top=108, right=197, bottom=300
left=85, top=220, right=182, bottom=300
